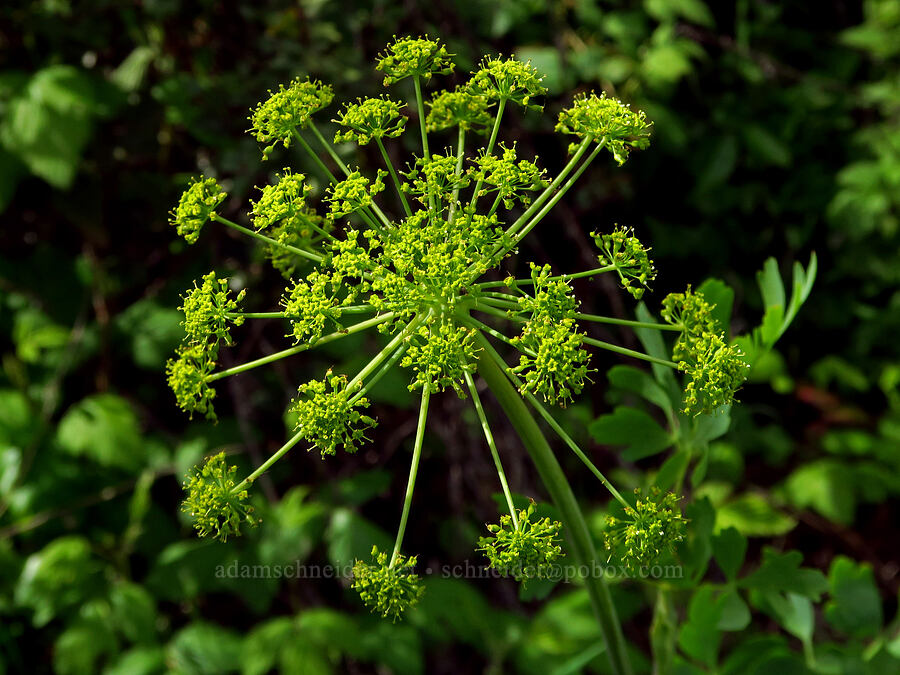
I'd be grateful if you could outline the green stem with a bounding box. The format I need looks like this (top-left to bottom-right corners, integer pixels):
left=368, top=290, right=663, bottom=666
left=234, top=426, right=307, bottom=492
left=476, top=265, right=617, bottom=289
left=308, top=121, right=351, bottom=176
left=346, top=314, right=424, bottom=391
left=376, top=137, right=413, bottom=217
left=499, top=138, right=606, bottom=259
left=226, top=306, right=375, bottom=320
left=292, top=129, right=338, bottom=183
left=474, top=332, right=632, bottom=675
left=211, top=214, right=322, bottom=263
left=583, top=336, right=677, bottom=369
left=349, top=339, right=409, bottom=405
left=487, top=192, right=503, bottom=217
left=208, top=313, right=394, bottom=382
left=575, top=313, right=682, bottom=332
left=390, top=386, right=431, bottom=567
left=501, top=136, right=592, bottom=241
left=467, top=97, right=506, bottom=214
left=464, top=370, right=518, bottom=529
left=475, top=333, right=629, bottom=509
left=448, top=126, right=466, bottom=226
left=412, top=75, right=436, bottom=215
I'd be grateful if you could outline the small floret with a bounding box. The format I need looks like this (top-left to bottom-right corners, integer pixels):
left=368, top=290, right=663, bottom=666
left=334, top=97, right=407, bottom=146
left=180, top=272, right=245, bottom=347
left=593, top=225, right=656, bottom=300
left=325, top=169, right=388, bottom=219
left=468, top=55, right=547, bottom=108
left=400, top=319, right=479, bottom=396
left=170, top=176, right=226, bottom=244
left=469, top=142, right=547, bottom=209
left=603, top=488, right=685, bottom=572
left=426, top=88, right=492, bottom=132
left=376, top=35, right=454, bottom=85
left=281, top=270, right=344, bottom=343
left=556, top=92, right=651, bottom=165
left=181, top=452, right=255, bottom=541
left=352, top=546, right=424, bottom=622
left=249, top=77, right=333, bottom=157
left=478, top=501, right=564, bottom=585
left=166, top=344, right=217, bottom=421
left=290, top=371, right=377, bottom=456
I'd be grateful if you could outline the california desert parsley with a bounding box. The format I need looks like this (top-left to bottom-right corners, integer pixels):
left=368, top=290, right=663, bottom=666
left=166, top=35, right=748, bottom=622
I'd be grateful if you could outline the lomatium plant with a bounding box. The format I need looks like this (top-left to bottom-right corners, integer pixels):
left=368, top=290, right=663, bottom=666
left=166, top=36, right=755, bottom=673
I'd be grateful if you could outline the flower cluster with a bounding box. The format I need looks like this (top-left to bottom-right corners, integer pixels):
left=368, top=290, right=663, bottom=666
left=166, top=272, right=245, bottom=421
left=376, top=35, right=454, bottom=85
left=402, top=151, right=469, bottom=207
left=511, top=264, right=591, bottom=406
left=400, top=319, right=478, bottom=396
left=180, top=272, right=246, bottom=347
left=281, top=270, right=345, bottom=343
left=556, top=92, right=652, bottom=164
left=593, top=226, right=656, bottom=299
left=333, top=97, right=407, bottom=146
left=169, top=176, right=226, bottom=244
left=426, top=88, right=492, bottom=132
left=290, top=372, right=376, bottom=456
left=352, top=546, right=424, bottom=622
left=181, top=452, right=255, bottom=541
left=603, top=488, right=685, bottom=571
left=662, top=288, right=749, bottom=415
left=164, top=35, right=773, bottom=628
left=249, top=77, right=333, bottom=156
left=478, top=501, right=564, bottom=584
left=470, top=143, right=548, bottom=209
left=469, top=55, right=547, bottom=108
left=325, top=169, right=388, bottom=219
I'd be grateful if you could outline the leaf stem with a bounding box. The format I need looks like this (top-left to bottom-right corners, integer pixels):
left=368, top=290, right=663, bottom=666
left=233, top=427, right=307, bottom=492
left=448, top=126, right=466, bottom=226
left=575, top=313, right=682, bottom=332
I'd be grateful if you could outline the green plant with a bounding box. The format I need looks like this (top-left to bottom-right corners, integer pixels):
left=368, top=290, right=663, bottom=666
left=165, top=35, right=807, bottom=675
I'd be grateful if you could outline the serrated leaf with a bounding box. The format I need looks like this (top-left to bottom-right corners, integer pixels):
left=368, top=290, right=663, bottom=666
left=56, top=394, right=145, bottom=472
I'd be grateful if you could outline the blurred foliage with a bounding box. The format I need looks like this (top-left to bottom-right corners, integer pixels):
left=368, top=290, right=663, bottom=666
left=0, top=0, right=898, bottom=673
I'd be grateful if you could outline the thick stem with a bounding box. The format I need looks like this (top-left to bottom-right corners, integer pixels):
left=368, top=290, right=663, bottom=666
left=211, top=214, right=322, bottom=263
left=390, top=386, right=431, bottom=567
left=376, top=137, right=413, bottom=217
left=464, top=370, right=519, bottom=529
left=474, top=332, right=632, bottom=675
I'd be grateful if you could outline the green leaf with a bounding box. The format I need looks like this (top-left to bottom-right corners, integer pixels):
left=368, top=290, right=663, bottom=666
left=325, top=508, right=391, bottom=568
left=783, top=459, right=856, bottom=525
left=655, top=450, right=690, bottom=491
left=696, top=278, right=734, bottom=336
left=677, top=586, right=722, bottom=666
left=109, top=582, right=158, bottom=645
left=114, top=300, right=183, bottom=370
left=608, top=364, right=673, bottom=414
left=741, top=548, right=828, bottom=600
left=15, top=536, right=103, bottom=626
left=711, top=527, right=747, bottom=581
left=757, top=258, right=786, bottom=313
left=111, top=46, right=156, bottom=92
left=54, top=609, right=117, bottom=675
left=742, top=125, right=792, bottom=167
left=241, top=618, right=295, bottom=675
left=716, top=588, right=751, bottom=631
left=167, top=622, right=243, bottom=675
left=757, top=591, right=814, bottom=644
left=589, top=406, right=672, bottom=461
left=824, top=556, right=882, bottom=638
left=715, top=493, right=796, bottom=537
left=105, top=647, right=166, bottom=675
left=56, top=394, right=146, bottom=471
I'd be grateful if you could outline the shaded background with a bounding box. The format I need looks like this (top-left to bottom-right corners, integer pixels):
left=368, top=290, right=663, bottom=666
left=0, top=1, right=898, bottom=673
